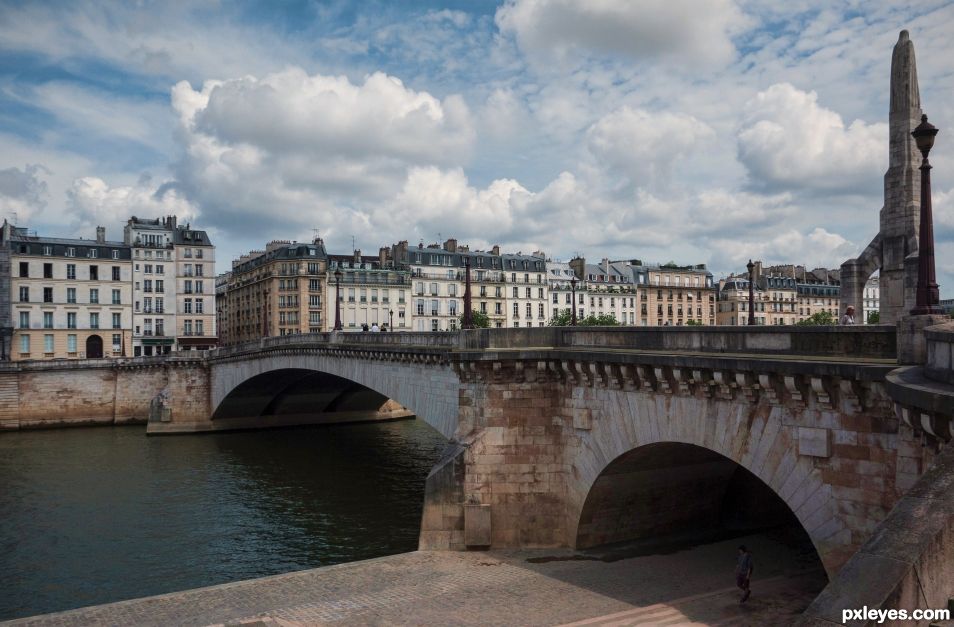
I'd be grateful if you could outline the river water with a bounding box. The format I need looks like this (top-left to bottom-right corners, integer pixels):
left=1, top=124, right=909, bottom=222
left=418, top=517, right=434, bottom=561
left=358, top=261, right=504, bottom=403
left=0, top=420, right=446, bottom=621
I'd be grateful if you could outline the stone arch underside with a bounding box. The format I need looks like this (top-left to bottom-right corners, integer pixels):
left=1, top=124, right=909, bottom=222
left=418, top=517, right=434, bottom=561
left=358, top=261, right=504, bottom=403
left=210, top=353, right=460, bottom=438
left=565, top=395, right=845, bottom=575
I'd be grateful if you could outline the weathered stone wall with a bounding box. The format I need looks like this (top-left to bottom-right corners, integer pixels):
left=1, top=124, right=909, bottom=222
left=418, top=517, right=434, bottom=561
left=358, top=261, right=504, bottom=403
left=0, top=359, right=210, bottom=430
left=424, top=355, right=930, bottom=578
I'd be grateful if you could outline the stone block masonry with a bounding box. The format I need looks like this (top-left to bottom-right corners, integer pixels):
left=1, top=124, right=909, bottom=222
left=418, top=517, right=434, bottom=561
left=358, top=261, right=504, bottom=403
left=0, top=357, right=210, bottom=430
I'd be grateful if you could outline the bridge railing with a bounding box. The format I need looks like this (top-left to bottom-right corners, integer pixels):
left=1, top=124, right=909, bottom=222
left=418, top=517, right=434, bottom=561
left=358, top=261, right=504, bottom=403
left=208, top=330, right=458, bottom=359
left=456, top=326, right=898, bottom=360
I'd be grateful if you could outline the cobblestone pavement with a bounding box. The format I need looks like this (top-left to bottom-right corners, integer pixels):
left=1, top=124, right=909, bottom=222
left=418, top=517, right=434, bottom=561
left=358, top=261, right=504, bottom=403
left=5, top=532, right=825, bottom=627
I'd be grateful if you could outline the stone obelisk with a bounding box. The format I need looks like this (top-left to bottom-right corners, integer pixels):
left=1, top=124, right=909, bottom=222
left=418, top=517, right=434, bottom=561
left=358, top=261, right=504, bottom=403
left=840, top=30, right=922, bottom=325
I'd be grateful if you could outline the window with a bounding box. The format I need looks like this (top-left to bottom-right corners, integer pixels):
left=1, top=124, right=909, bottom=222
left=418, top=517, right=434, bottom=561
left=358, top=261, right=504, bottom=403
left=112, top=266, right=121, bottom=281
left=43, top=245, right=52, bottom=256
left=18, top=286, right=28, bottom=302
left=19, top=312, right=29, bottom=329
left=42, top=312, right=53, bottom=329
left=90, top=288, right=99, bottom=304
left=19, top=262, right=28, bottom=277
left=112, top=250, right=119, bottom=260
left=196, top=320, right=203, bottom=336
left=43, top=263, right=53, bottom=278
left=155, top=280, right=163, bottom=293
left=143, top=297, right=152, bottom=313
left=66, top=247, right=75, bottom=257
left=67, top=334, right=77, bottom=353
left=155, top=298, right=164, bottom=314
left=112, top=313, right=121, bottom=329
left=67, top=264, right=76, bottom=280
left=526, top=303, right=532, bottom=317
left=195, top=264, right=203, bottom=277
left=90, top=313, right=99, bottom=329
left=89, top=266, right=98, bottom=280
left=44, top=334, right=54, bottom=353
left=112, top=334, right=122, bottom=349
left=195, top=281, right=204, bottom=293
left=184, top=299, right=192, bottom=314
left=112, top=289, right=121, bottom=305
left=416, top=299, right=425, bottom=315
left=67, top=312, right=77, bottom=329
left=513, top=303, right=519, bottom=317
left=155, top=264, right=164, bottom=275
left=185, top=280, right=193, bottom=294
left=431, top=300, right=439, bottom=316
left=183, top=320, right=192, bottom=335
left=538, top=303, right=545, bottom=318
left=449, top=300, right=458, bottom=316
left=525, top=287, right=531, bottom=298
left=512, top=287, right=518, bottom=298
left=195, top=299, right=204, bottom=314
left=20, top=334, right=29, bottom=354
left=430, top=283, right=438, bottom=295
left=89, top=249, right=98, bottom=259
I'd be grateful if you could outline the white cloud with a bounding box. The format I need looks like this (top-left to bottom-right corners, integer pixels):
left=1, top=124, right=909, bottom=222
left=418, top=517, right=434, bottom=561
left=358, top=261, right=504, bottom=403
left=737, top=83, right=887, bottom=192
left=66, top=176, right=198, bottom=236
left=171, top=68, right=475, bottom=230
left=584, top=107, right=715, bottom=189
left=0, top=164, right=49, bottom=223
left=495, top=0, right=750, bottom=70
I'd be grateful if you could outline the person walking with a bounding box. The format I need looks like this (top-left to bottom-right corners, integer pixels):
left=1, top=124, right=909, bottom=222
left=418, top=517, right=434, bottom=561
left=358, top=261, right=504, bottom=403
left=840, top=305, right=856, bottom=325
left=370, top=323, right=380, bottom=333
left=736, top=545, right=753, bottom=603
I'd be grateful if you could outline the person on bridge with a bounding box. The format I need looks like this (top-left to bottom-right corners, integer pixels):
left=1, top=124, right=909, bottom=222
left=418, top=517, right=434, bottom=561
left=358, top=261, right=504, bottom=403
left=370, top=323, right=380, bottom=332
left=736, top=545, right=753, bottom=603
left=840, top=306, right=856, bottom=325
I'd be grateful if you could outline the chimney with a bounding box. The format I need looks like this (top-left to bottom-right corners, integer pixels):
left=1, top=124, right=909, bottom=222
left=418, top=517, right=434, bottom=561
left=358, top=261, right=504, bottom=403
left=569, top=256, right=586, bottom=280
left=96, top=226, right=106, bottom=243
left=444, top=238, right=457, bottom=253
left=601, top=257, right=610, bottom=275
left=379, top=247, right=388, bottom=267
left=491, top=244, right=500, bottom=256
left=754, top=260, right=763, bottom=281
left=353, top=249, right=361, bottom=264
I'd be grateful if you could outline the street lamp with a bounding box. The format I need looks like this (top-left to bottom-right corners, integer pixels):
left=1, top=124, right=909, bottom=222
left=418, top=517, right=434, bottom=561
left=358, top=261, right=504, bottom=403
left=747, top=259, right=756, bottom=326
left=570, top=276, right=578, bottom=326
left=911, top=114, right=941, bottom=315
left=462, top=257, right=474, bottom=329
left=389, top=309, right=394, bottom=330
left=333, top=268, right=343, bottom=331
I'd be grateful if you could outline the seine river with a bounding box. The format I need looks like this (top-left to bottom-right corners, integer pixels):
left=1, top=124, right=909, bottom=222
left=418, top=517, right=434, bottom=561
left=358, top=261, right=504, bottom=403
left=0, top=420, right=446, bottom=620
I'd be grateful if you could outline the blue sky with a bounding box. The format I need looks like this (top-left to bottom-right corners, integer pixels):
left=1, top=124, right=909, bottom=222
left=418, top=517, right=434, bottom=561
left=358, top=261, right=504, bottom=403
left=1, top=0, right=953, bottom=297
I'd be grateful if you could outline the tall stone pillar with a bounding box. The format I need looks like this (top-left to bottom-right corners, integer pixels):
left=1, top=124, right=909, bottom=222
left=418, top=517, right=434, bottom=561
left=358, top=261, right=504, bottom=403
left=840, top=31, right=923, bottom=325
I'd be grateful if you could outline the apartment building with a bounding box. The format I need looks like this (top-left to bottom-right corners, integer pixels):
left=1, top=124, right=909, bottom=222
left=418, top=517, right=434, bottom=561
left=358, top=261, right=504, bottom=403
left=125, top=216, right=217, bottom=355
left=863, top=276, right=880, bottom=323
left=223, top=239, right=328, bottom=343
left=546, top=260, right=587, bottom=322
left=174, top=224, right=217, bottom=350
left=395, top=239, right=508, bottom=331
left=629, top=261, right=716, bottom=326
left=327, top=249, right=409, bottom=331
left=2, top=221, right=132, bottom=360
left=717, top=262, right=840, bottom=325
left=503, top=252, right=549, bottom=328
left=568, top=257, right=638, bottom=325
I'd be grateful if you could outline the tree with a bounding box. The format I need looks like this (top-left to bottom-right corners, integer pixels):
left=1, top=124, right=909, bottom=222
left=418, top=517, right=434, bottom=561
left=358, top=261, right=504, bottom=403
left=867, top=310, right=880, bottom=324
left=458, top=310, right=491, bottom=329
left=549, top=311, right=620, bottom=326
left=797, top=311, right=837, bottom=326
left=685, top=319, right=704, bottom=326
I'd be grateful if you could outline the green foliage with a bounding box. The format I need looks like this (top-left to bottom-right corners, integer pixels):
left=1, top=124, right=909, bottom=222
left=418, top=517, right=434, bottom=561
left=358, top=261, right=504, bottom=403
left=549, top=310, right=620, bottom=326
left=458, top=310, right=491, bottom=329
left=867, top=310, right=880, bottom=324
left=797, top=310, right=838, bottom=326
left=684, top=319, right=704, bottom=326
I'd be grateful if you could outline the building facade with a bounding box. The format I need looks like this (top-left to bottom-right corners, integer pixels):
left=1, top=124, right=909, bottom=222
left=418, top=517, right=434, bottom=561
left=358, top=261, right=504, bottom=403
left=629, top=262, right=716, bottom=326
left=546, top=260, right=587, bottom=323
left=328, top=249, right=409, bottom=331
left=863, top=276, right=881, bottom=323
left=717, top=262, right=841, bottom=325
left=2, top=221, right=132, bottom=360
left=125, top=216, right=217, bottom=355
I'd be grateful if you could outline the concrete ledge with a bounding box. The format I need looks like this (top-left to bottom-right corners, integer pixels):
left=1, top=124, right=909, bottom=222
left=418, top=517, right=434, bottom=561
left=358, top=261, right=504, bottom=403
left=886, top=366, right=954, bottom=416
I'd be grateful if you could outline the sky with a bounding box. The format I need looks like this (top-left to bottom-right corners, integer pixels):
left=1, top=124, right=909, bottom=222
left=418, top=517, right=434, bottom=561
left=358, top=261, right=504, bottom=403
left=0, top=0, right=953, bottom=296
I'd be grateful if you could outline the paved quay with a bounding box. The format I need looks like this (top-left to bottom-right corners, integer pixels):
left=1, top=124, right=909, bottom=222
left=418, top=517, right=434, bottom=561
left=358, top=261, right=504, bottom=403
left=5, top=532, right=825, bottom=627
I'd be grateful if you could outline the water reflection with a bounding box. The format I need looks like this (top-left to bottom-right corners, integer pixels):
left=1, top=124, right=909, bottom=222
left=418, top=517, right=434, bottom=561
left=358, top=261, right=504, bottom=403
left=0, top=420, right=446, bottom=620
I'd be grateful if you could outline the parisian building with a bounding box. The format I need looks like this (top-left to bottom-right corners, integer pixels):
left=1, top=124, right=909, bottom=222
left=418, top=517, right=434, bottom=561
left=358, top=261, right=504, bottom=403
left=717, top=262, right=841, bottom=325
left=1, top=220, right=133, bottom=360
left=567, top=258, right=639, bottom=324
left=327, top=248, right=410, bottom=331
left=503, top=252, right=549, bottom=328
left=863, top=276, right=881, bottom=323
left=546, top=260, right=587, bottom=322
left=124, top=216, right=217, bottom=355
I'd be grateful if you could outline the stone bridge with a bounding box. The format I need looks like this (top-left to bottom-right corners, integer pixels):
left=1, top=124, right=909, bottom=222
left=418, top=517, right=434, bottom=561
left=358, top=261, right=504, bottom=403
left=3, top=324, right=953, bottom=621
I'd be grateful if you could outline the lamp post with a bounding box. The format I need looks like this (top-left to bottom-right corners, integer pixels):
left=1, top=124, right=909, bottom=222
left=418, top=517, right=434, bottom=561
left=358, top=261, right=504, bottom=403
left=333, top=268, right=343, bottom=331
left=747, top=259, right=756, bottom=326
left=570, top=276, right=578, bottom=326
left=911, top=114, right=941, bottom=315
left=389, top=309, right=394, bottom=330
left=462, top=257, right=474, bottom=329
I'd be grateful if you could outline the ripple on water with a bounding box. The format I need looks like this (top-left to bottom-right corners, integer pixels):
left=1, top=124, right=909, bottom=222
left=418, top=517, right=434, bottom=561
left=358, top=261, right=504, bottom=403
left=0, top=420, right=447, bottom=620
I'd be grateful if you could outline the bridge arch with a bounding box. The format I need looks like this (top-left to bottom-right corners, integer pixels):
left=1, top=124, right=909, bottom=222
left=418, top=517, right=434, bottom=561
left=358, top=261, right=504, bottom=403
left=209, top=350, right=460, bottom=438
left=566, top=399, right=843, bottom=575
